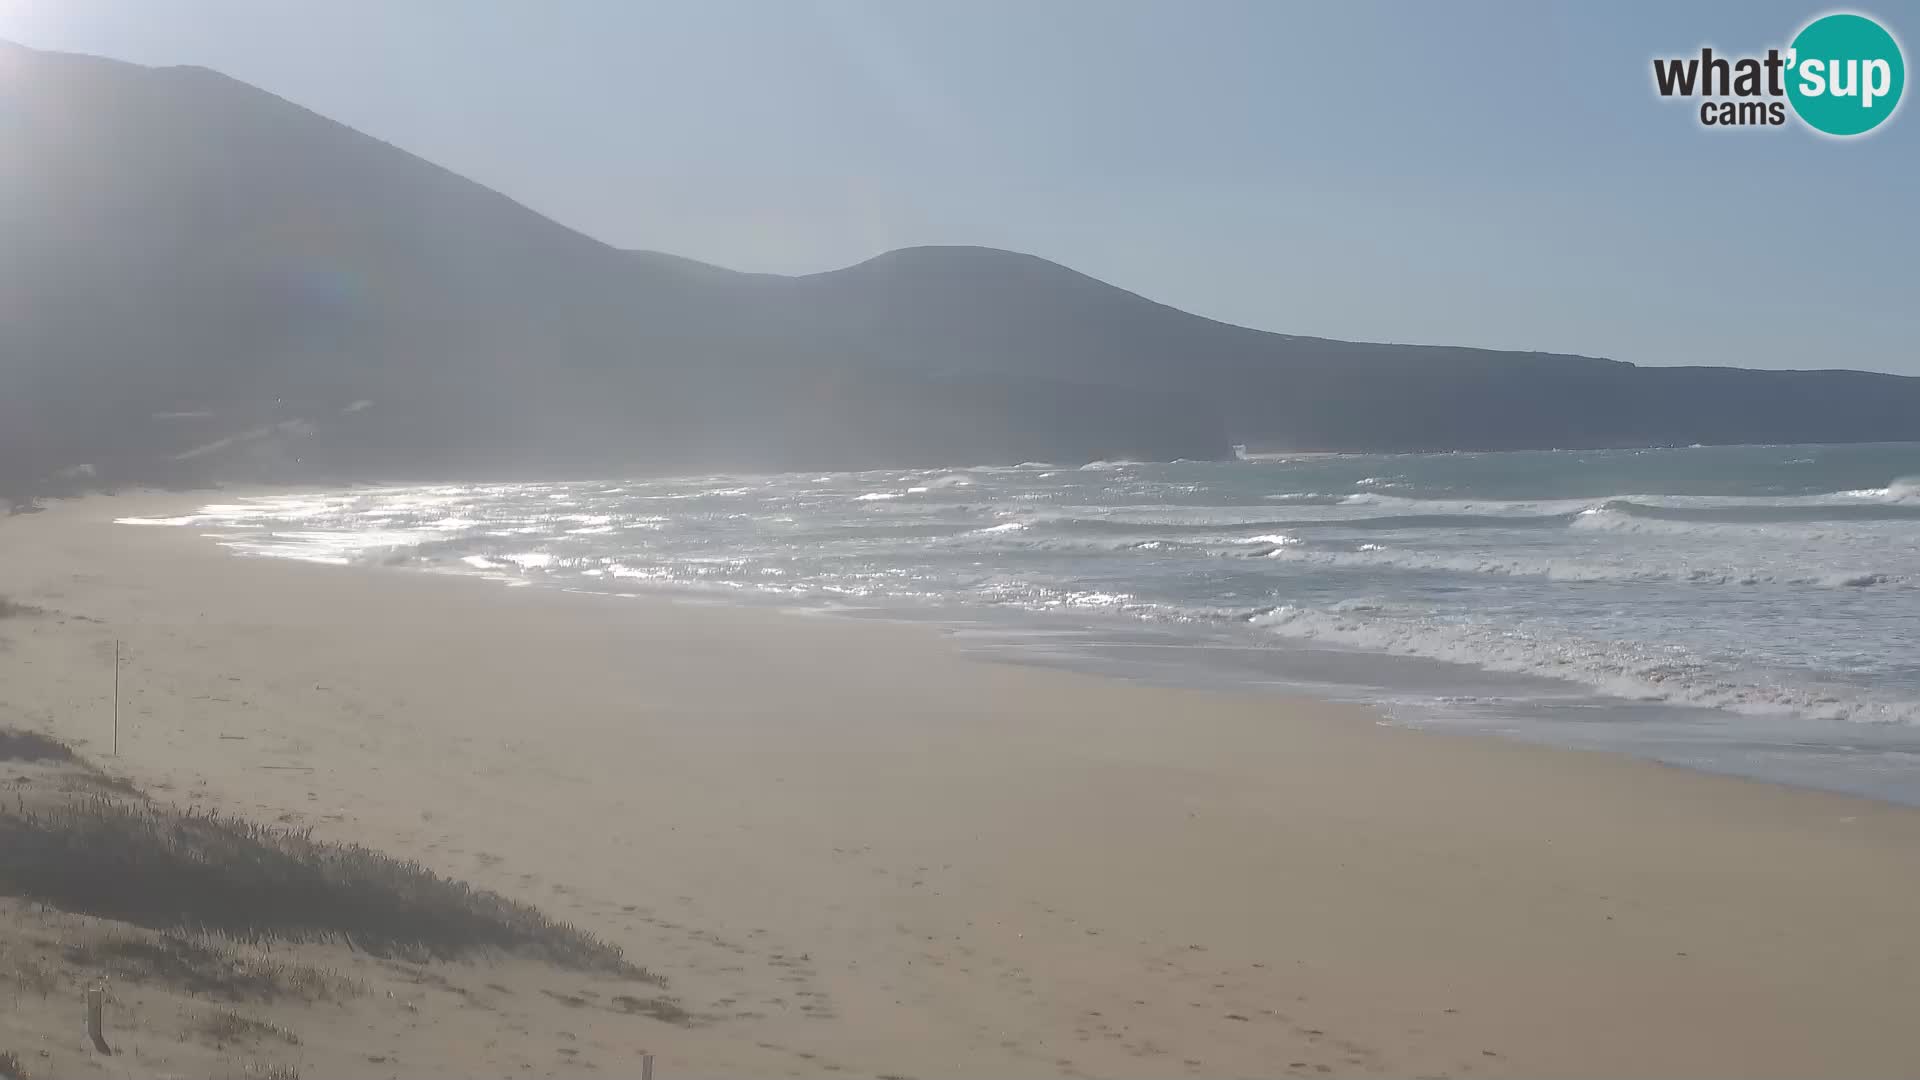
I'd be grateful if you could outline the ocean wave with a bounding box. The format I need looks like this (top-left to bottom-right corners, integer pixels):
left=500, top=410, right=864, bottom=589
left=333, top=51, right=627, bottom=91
left=114, top=453, right=1920, bottom=752
left=1843, top=476, right=1920, bottom=503
left=1567, top=502, right=1920, bottom=537
left=784, top=521, right=988, bottom=543
left=1339, top=493, right=1595, bottom=515
left=1156, top=496, right=1920, bottom=539
left=116, top=514, right=207, bottom=527
left=1262, top=492, right=1344, bottom=503
left=977, top=500, right=1586, bottom=534
left=939, top=531, right=1213, bottom=556
left=221, top=527, right=462, bottom=563
left=1340, top=489, right=1920, bottom=523
left=1247, top=604, right=1920, bottom=727
left=1257, top=544, right=1906, bottom=588
left=1588, top=498, right=1920, bottom=524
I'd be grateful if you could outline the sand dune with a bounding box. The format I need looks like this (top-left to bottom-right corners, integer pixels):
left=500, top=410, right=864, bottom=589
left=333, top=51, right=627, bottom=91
left=3, top=491, right=1920, bottom=1077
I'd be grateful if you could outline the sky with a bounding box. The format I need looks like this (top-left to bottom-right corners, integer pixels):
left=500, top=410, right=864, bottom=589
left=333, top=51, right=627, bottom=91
left=2, top=0, right=1916, bottom=374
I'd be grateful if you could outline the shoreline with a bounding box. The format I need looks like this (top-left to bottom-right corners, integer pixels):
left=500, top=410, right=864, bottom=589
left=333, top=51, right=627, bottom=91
left=122, top=483, right=1920, bottom=808
left=6, top=490, right=1920, bottom=1076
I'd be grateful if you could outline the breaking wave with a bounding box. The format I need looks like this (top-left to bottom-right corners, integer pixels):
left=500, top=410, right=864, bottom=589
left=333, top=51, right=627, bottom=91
left=118, top=446, right=1920, bottom=744
left=1246, top=602, right=1920, bottom=727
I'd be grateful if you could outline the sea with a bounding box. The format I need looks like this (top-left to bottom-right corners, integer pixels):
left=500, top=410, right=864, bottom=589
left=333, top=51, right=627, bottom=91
left=121, top=443, right=1920, bottom=804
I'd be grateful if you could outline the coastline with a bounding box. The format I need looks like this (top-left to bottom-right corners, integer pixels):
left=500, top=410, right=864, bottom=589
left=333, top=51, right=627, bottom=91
left=5, top=490, right=1920, bottom=1077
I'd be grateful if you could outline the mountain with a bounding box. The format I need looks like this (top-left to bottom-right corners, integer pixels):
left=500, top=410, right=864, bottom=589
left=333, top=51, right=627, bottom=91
left=4, top=41, right=1919, bottom=502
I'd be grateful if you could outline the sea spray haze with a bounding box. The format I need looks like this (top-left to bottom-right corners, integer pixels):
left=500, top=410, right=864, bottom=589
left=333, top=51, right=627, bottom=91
left=127, top=443, right=1920, bottom=801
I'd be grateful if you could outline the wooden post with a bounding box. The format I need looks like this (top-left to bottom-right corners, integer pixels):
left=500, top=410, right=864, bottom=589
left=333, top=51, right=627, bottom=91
left=112, top=639, right=119, bottom=756
left=641, top=1052, right=654, bottom=1080
left=86, top=985, right=108, bottom=1053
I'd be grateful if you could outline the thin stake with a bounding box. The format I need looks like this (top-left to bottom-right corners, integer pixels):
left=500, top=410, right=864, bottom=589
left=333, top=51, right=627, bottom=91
left=112, top=639, right=119, bottom=756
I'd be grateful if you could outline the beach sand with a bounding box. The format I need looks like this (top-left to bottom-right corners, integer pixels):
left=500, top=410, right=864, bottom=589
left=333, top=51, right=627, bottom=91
left=3, top=491, right=1919, bottom=1077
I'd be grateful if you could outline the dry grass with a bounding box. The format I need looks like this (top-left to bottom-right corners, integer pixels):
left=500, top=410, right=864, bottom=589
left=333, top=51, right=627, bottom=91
left=611, top=992, right=693, bottom=1024
left=0, top=794, right=644, bottom=976
left=0, top=596, right=41, bottom=619
left=192, top=1007, right=300, bottom=1047
left=3, top=953, right=60, bottom=998
left=0, top=729, right=72, bottom=764
left=63, top=931, right=363, bottom=1004
left=0, top=727, right=140, bottom=798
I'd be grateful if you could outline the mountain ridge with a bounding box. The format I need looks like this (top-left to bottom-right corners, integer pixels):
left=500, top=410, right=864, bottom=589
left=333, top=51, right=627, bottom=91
left=4, top=40, right=1919, bottom=504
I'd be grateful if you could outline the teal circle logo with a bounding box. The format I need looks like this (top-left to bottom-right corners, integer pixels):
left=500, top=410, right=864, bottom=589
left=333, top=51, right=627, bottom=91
left=1787, top=13, right=1905, bottom=136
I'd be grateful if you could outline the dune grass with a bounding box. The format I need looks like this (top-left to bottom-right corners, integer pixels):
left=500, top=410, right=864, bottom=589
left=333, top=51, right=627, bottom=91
left=191, top=1007, right=301, bottom=1047
left=62, top=931, right=363, bottom=1004
left=4, top=952, right=58, bottom=998
left=0, top=794, right=645, bottom=976
left=611, top=992, right=692, bottom=1023
left=0, top=595, right=41, bottom=619
left=0, top=729, right=73, bottom=763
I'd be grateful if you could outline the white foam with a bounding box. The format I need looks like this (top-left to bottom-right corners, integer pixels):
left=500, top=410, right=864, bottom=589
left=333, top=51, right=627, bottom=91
left=1866, top=477, right=1920, bottom=503
left=223, top=548, right=352, bottom=566
left=110, top=461, right=1920, bottom=751
left=1248, top=604, right=1920, bottom=727
left=1338, top=492, right=1595, bottom=515
left=1259, top=543, right=1906, bottom=588
left=115, top=515, right=204, bottom=527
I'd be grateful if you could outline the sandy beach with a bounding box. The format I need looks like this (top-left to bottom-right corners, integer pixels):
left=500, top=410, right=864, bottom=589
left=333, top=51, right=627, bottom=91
left=4, top=490, right=1920, bottom=1078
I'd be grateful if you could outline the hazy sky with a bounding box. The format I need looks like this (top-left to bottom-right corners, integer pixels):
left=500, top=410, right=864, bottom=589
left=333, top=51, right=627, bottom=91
left=4, top=0, right=1916, bottom=373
